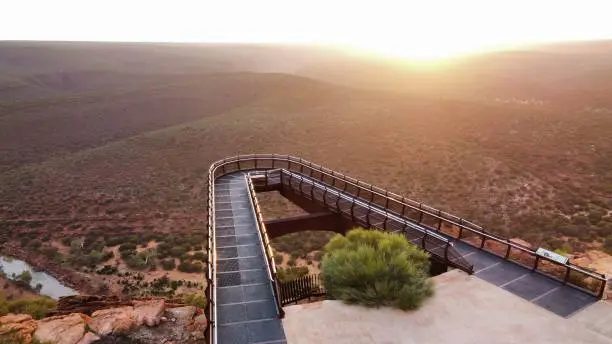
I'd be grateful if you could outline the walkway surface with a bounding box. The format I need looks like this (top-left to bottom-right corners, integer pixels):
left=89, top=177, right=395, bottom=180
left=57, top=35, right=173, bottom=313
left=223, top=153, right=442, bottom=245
left=282, top=270, right=612, bottom=344
left=214, top=173, right=286, bottom=344
left=281, top=171, right=599, bottom=317
left=453, top=241, right=598, bottom=317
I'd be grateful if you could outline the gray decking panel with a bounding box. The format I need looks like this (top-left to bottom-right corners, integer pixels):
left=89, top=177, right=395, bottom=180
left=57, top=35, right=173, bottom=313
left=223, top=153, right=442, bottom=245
left=454, top=242, right=597, bottom=317
left=214, top=173, right=286, bottom=343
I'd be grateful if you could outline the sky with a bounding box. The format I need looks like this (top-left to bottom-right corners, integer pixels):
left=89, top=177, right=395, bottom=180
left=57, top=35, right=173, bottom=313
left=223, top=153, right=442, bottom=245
left=2, top=0, right=612, bottom=59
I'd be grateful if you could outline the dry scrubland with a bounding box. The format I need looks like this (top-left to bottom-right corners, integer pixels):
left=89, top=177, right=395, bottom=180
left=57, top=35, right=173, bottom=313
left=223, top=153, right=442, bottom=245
left=0, top=42, right=611, bottom=293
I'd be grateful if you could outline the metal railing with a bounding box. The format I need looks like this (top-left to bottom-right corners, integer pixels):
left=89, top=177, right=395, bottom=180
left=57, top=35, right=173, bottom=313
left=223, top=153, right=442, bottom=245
left=271, top=169, right=473, bottom=272
left=279, top=274, right=326, bottom=306
left=206, top=154, right=607, bottom=342
left=245, top=173, right=285, bottom=318
left=205, top=162, right=217, bottom=344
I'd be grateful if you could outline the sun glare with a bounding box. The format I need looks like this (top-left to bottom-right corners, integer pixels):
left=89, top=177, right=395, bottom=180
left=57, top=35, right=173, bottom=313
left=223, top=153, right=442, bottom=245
left=2, top=0, right=612, bottom=61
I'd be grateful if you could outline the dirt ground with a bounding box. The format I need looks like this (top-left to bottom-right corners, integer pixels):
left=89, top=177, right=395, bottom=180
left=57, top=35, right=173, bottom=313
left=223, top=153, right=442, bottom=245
left=278, top=252, right=321, bottom=275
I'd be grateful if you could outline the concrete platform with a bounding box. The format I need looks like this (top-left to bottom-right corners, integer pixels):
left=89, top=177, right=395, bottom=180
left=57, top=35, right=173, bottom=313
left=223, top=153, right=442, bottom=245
left=571, top=301, right=612, bottom=339
left=282, top=270, right=611, bottom=344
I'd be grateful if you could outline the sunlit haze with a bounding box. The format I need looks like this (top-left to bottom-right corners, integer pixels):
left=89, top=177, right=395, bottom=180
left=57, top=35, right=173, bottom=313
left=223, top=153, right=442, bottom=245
left=3, top=0, right=612, bottom=60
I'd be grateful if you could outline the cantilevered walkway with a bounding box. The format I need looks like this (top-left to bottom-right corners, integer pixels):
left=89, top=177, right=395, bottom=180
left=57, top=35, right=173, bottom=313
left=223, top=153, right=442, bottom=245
left=205, top=155, right=608, bottom=344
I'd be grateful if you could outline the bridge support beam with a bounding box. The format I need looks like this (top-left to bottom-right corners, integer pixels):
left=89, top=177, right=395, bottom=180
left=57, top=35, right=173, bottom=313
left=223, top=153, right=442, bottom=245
left=265, top=212, right=354, bottom=239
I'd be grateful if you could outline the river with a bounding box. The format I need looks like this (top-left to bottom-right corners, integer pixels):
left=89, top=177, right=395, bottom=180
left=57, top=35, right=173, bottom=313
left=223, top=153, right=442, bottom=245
left=0, top=255, right=76, bottom=299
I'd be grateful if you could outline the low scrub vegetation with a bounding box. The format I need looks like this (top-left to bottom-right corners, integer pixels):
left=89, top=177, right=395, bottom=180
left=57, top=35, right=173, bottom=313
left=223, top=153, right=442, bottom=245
left=323, top=228, right=434, bottom=310
left=0, top=291, right=56, bottom=319
left=277, top=266, right=309, bottom=282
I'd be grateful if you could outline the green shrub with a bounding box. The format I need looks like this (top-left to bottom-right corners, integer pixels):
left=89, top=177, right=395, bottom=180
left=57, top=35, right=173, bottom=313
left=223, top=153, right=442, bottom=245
left=287, top=257, right=296, bottom=267
left=178, top=261, right=203, bottom=273
left=60, top=237, right=72, bottom=247
left=170, top=246, right=189, bottom=258
left=161, top=259, right=176, bottom=271
left=322, top=228, right=433, bottom=310
left=124, top=255, right=147, bottom=270
left=182, top=293, right=206, bottom=308
left=277, top=266, right=309, bottom=282
left=0, top=292, right=56, bottom=319
left=119, top=243, right=137, bottom=252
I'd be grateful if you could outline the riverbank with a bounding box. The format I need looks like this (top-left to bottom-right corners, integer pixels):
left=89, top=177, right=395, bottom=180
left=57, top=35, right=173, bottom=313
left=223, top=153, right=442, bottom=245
left=0, top=244, right=103, bottom=296
left=0, top=275, right=38, bottom=300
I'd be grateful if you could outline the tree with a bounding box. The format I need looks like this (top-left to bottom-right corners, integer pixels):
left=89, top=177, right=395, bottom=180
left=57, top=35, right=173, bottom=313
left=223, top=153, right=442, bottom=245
left=143, top=248, right=158, bottom=265
left=70, top=237, right=85, bottom=254
left=18, top=271, right=32, bottom=285
left=322, top=228, right=434, bottom=311
left=161, top=259, right=176, bottom=271
left=192, top=251, right=206, bottom=261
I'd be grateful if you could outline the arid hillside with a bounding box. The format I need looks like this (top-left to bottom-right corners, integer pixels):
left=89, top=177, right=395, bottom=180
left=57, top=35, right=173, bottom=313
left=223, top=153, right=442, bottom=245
left=0, top=42, right=611, bottom=286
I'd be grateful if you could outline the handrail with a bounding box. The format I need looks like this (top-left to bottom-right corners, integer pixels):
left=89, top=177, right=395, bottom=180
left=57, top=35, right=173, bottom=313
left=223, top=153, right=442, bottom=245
left=245, top=173, right=285, bottom=318
left=205, top=163, right=217, bottom=344
left=245, top=155, right=607, bottom=282
left=206, top=154, right=607, bottom=342
left=266, top=169, right=474, bottom=274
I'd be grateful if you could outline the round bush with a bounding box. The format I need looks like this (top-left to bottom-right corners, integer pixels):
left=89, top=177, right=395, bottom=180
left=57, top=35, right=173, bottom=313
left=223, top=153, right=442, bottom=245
left=322, top=228, right=433, bottom=310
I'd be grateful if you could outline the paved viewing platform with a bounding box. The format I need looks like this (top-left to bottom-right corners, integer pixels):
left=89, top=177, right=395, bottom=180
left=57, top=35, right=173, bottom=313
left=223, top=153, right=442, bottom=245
left=282, top=270, right=612, bottom=344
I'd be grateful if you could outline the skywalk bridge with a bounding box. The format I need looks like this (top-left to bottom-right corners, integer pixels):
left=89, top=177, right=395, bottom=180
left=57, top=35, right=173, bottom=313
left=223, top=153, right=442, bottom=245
left=205, top=155, right=607, bottom=344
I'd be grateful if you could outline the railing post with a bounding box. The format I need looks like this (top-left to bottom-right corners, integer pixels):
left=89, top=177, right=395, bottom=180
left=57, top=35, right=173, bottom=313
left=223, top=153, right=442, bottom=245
left=504, top=242, right=512, bottom=259
left=323, top=187, right=328, bottom=206
left=418, top=204, right=424, bottom=223
left=563, top=266, right=571, bottom=285
left=299, top=176, right=304, bottom=194
left=383, top=212, right=389, bottom=230
left=444, top=242, right=450, bottom=261
left=532, top=256, right=540, bottom=271
left=480, top=235, right=486, bottom=249
left=384, top=191, right=390, bottom=209
left=310, top=182, right=315, bottom=200
left=350, top=201, right=356, bottom=220
left=421, top=232, right=427, bottom=249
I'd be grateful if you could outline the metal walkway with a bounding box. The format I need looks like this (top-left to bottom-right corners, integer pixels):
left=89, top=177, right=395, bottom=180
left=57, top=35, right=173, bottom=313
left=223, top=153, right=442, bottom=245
left=205, top=155, right=608, bottom=343
left=213, top=173, right=286, bottom=344
left=454, top=242, right=598, bottom=317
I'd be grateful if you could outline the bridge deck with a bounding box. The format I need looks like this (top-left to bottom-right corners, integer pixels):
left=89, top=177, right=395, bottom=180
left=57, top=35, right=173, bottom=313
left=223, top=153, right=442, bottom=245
left=214, top=174, right=286, bottom=344
left=454, top=242, right=597, bottom=317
